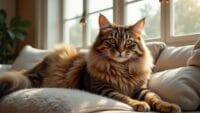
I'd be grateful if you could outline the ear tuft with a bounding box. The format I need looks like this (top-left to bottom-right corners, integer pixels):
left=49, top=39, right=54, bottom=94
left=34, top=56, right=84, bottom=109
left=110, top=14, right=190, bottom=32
left=131, top=18, right=145, bottom=35
left=99, top=14, right=111, bottom=29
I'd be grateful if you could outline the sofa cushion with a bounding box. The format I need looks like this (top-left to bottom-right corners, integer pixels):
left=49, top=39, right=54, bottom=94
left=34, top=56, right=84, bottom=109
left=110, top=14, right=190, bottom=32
left=11, top=45, right=50, bottom=71
left=146, top=42, right=166, bottom=64
left=0, top=64, right=11, bottom=73
left=154, top=45, right=193, bottom=72
left=0, top=88, right=132, bottom=113
left=149, top=66, right=200, bottom=111
left=187, top=39, right=200, bottom=67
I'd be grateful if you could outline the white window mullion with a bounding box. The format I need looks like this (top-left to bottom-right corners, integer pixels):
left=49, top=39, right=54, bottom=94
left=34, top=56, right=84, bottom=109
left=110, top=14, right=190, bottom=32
left=62, top=0, right=69, bottom=45
left=82, top=0, right=88, bottom=48
left=114, top=0, right=125, bottom=25
left=160, top=0, right=168, bottom=43
left=165, top=0, right=173, bottom=44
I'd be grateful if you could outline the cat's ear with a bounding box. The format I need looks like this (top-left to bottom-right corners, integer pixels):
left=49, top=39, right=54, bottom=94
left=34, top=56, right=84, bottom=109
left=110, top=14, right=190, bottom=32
left=99, top=14, right=111, bottom=29
left=130, top=18, right=145, bottom=35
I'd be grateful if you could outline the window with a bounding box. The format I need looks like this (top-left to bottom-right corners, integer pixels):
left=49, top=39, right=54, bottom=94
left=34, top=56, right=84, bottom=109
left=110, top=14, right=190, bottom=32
left=126, top=0, right=161, bottom=39
left=166, top=0, right=200, bottom=44
left=88, top=0, right=113, bottom=45
left=63, top=0, right=113, bottom=48
left=172, top=0, right=200, bottom=36
left=62, top=0, right=200, bottom=48
left=63, top=0, right=83, bottom=47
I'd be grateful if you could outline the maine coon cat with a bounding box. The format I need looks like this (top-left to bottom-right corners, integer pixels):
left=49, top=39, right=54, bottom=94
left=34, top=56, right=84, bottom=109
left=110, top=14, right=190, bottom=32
left=0, top=14, right=181, bottom=113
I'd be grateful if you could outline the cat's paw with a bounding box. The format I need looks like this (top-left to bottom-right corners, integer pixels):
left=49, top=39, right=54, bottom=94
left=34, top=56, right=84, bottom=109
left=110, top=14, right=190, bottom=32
left=158, top=102, right=181, bottom=113
left=170, top=104, right=181, bottom=113
left=131, top=101, right=150, bottom=112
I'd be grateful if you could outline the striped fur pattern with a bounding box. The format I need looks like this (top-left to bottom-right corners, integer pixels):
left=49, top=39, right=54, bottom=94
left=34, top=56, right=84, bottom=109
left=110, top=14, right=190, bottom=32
left=0, top=15, right=181, bottom=113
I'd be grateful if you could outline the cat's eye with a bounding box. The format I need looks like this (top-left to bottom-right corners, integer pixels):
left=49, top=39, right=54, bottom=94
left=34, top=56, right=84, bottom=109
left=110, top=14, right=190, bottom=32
left=103, top=39, right=116, bottom=48
left=109, top=38, right=115, bottom=44
left=126, top=40, right=137, bottom=49
left=126, top=40, right=133, bottom=45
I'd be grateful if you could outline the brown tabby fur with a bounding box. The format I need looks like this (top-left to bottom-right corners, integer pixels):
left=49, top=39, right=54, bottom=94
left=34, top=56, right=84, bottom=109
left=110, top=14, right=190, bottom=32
left=0, top=14, right=181, bottom=113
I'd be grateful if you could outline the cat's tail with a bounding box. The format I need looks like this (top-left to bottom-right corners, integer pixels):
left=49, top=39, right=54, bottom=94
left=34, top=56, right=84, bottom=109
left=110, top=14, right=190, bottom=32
left=0, top=44, right=82, bottom=97
left=0, top=71, right=32, bottom=97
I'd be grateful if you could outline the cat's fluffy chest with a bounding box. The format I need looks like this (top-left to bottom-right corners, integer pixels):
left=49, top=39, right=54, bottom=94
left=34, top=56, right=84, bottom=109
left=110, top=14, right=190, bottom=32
left=88, top=59, right=148, bottom=96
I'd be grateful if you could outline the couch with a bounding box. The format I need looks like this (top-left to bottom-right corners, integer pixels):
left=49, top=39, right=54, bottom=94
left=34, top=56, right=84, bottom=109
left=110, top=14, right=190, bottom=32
left=0, top=40, right=199, bottom=113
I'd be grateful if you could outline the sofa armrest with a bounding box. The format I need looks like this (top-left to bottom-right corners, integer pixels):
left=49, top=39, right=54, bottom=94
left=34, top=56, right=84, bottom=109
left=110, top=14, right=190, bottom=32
left=0, top=64, right=11, bottom=73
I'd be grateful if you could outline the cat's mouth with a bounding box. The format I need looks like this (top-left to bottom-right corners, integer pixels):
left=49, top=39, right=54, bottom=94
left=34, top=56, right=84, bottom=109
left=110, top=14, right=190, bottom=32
left=111, top=56, right=129, bottom=62
left=111, top=54, right=140, bottom=62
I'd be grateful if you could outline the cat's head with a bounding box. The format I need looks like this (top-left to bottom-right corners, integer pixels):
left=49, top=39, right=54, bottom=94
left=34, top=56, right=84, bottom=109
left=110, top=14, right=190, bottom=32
left=92, top=14, right=146, bottom=63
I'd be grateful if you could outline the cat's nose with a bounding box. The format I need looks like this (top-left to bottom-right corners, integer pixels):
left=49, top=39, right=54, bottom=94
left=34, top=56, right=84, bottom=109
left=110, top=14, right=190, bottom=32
left=118, top=48, right=124, bottom=53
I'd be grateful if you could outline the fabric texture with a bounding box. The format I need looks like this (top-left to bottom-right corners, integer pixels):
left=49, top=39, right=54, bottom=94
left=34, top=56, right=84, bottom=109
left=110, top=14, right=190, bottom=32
left=149, top=66, right=200, bottom=111
left=187, top=39, right=200, bottom=67
left=154, top=45, right=193, bottom=72
left=146, top=42, right=166, bottom=64
left=0, top=64, right=11, bottom=73
left=0, top=88, right=132, bottom=113
left=11, top=45, right=50, bottom=71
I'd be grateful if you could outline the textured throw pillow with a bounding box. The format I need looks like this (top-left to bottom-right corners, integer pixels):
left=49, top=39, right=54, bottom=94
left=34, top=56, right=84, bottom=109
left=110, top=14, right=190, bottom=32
left=149, top=66, right=200, bottom=111
left=187, top=39, right=200, bottom=67
left=146, top=42, right=166, bottom=64
left=0, top=88, right=132, bottom=113
left=11, top=45, right=50, bottom=71
left=155, top=45, right=193, bottom=72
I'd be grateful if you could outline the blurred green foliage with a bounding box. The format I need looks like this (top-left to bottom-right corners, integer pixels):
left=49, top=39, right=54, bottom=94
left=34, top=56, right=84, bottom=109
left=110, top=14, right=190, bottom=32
left=0, top=9, right=31, bottom=64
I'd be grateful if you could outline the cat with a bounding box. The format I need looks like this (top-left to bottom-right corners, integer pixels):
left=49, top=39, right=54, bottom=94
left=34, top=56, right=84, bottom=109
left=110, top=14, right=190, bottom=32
left=0, top=14, right=181, bottom=113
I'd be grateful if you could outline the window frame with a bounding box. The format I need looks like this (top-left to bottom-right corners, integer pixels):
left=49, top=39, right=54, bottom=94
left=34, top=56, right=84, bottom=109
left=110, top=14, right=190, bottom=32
left=164, top=0, right=200, bottom=45
left=124, top=0, right=200, bottom=45
left=63, top=0, right=114, bottom=49
left=36, top=0, right=200, bottom=49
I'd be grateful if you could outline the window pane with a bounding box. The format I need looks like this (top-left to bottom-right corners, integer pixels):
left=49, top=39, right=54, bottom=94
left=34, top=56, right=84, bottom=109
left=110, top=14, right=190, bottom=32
left=64, top=0, right=83, bottom=19
left=64, top=19, right=82, bottom=47
left=126, top=0, right=161, bottom=39
left=89, top=0, right=113, bottom=13
left=88, top=10, right=113, bottom=45
left=173, top=0, right=200, bottom=35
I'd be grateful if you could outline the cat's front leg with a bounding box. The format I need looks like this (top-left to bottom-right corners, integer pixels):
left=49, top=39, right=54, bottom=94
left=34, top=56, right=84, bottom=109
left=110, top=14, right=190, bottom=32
left=104, top=90, right=151, bottom=112
left=136, top=88, right=181, bottom=113
left=93, top=85, right=150, bottom=112
left=110, top=92, right=151, bottom=112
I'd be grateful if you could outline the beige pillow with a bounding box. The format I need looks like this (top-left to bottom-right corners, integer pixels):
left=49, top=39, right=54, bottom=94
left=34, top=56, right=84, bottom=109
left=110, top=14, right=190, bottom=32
left=155, top=45, right=193, bottom=72
left=149, top=66, right=200, bottom=111
left=146, top=42, right=166, bottom=64
left=11, top=45, right=50, bottom=71
left=187, top=39, right=200, bottom=67
left=0, top=88, right=132, bottom=113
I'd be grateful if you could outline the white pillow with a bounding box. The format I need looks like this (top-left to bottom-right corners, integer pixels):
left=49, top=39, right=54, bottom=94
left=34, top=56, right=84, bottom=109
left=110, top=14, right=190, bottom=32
left=0, top=88, right=132, bottom=113
left=146, top=42, right=166, bottom=64
left=155, top=45, right=193, bottom=72
left=149, top=66, right=200, bottom=111
left=11, top=45, right=50, bottom=71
